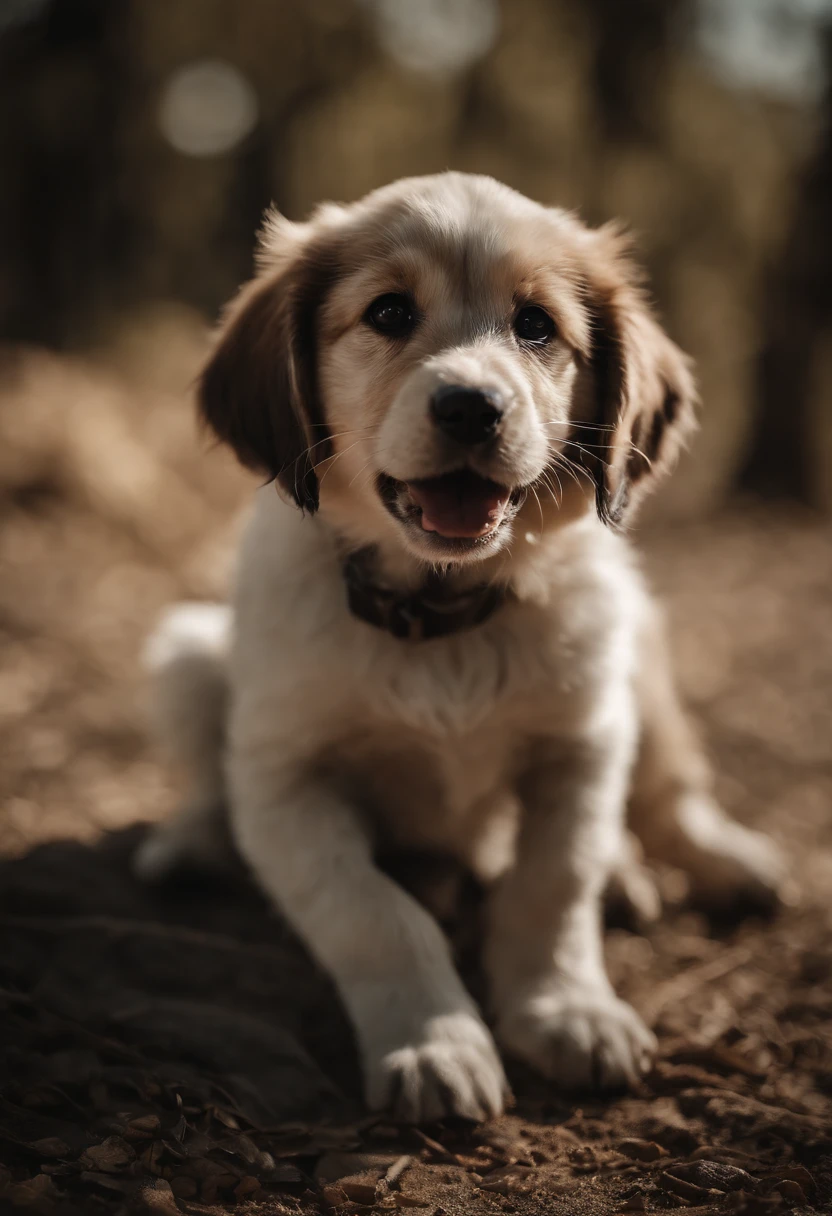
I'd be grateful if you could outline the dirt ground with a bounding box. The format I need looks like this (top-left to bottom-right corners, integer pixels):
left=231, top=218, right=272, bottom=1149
left=1, top=327, right=831, bottom=1215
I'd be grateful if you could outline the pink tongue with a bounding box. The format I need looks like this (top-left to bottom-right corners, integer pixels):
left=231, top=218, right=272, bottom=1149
left=407, top=471, right=510, bottom=539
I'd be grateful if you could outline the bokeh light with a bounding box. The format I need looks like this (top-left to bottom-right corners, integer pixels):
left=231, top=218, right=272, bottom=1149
left=158, top=59, right=258, bottom=157
left=362, top=0, right=499, bottom=76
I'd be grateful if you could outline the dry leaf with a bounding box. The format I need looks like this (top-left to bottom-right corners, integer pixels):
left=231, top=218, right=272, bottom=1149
left=128, top=1178, right=179, bottom=1215
left=234, top=1174, right=262, bottom=1199
left=340, top=1180, right=379, bottom=1204
left=2, top=1173, right=59, bottom=1215
left=619, top=1138, right=669, bottom=1162
left=124, top=1115, right=161, bottom=1141
left=29, top=1138, right=70, bottom=1159
left=660, top=1170, right=711, bottom=1202
left=321, top=1183, right=349, bottom=1208
left=481, top=1163, right=534, bottom=1183
left=229, top=1132, right=260, bottom=1163
left=139, top=1141, right=164, bottom=1175
left=316, top=1151, right=399, bottom=1184
left=80, top=1136, right=135, bottom=1172
left=762, top=1165, right=816, bottom=1192
left=669, top=1160, right=754, bottom=1192
left=771, top=1180, right=807, bottom=1205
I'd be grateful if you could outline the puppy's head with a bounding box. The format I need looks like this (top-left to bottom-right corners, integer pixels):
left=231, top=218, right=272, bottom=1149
left=200, top=174, right=695, bottom=564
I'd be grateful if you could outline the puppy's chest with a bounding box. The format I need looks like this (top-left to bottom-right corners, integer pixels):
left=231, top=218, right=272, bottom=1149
left=323, top=612, right=604, bottom=842
left=328, top=719, right=514, bottom=852
left=360, top=607, right=600, bottom=738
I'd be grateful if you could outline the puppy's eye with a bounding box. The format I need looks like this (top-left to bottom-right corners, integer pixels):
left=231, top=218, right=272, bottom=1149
left=365, top=293, right=415, bottom=338
left=514, top=305, right=555, bottom=345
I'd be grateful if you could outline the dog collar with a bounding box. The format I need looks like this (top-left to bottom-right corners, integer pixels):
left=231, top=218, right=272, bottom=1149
left=343, top=548, right=507, bottom=642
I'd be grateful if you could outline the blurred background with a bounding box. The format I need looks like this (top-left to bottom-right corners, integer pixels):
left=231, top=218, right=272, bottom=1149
left=0, top=0, right=830, bottom=860
left=1, top=10, right=832, bottom=1207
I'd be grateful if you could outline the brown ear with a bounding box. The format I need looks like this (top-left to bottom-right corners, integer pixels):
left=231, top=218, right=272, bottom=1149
left=198, top=228, right=335, bottom=512
left=581, top=226, right=697, bottom=526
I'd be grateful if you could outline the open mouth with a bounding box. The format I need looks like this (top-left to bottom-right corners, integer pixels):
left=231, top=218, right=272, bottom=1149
left=378, top=470, right=524, bottom=543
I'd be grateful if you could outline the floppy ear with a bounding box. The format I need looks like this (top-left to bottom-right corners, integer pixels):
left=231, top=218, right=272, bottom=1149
left=581, top=226, right=697, bottom=526
left=198, top=216, right=336, bottom=512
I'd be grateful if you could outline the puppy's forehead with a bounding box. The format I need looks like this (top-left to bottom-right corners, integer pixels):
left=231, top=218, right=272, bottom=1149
left=324, top=174, right=588, bottom=346
left=344, top=177, right=578, bottom=281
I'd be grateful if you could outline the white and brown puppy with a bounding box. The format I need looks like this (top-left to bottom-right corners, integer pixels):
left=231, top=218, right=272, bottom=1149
left=136, top=173, right=786, bottom=1123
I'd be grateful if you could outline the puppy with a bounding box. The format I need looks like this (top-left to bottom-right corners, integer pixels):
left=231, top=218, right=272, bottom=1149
left=136, top=174, right=786, bottom=1122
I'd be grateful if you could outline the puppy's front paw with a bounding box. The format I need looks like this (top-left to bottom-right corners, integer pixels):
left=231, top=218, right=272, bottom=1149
left=497, top=987, right=656, bottom=1090
left=364, top=1011, right=507, bottom=1123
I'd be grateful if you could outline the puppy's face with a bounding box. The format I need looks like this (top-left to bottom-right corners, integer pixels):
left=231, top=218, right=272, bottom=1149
left=201, top=174, right=696, bottom=566
left=317, top=181, right=596, bottom=563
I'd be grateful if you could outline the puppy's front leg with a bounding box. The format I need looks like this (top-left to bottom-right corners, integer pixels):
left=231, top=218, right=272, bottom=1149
left=230, top=761, right=506, bottom=1123
left=486, top=733, right=656, bottom=1089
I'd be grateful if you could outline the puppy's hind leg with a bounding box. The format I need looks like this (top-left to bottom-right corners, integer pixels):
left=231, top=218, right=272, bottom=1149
left=629, top=601, right=790, bottom=909
left=134, top=603, right=233, bottom=883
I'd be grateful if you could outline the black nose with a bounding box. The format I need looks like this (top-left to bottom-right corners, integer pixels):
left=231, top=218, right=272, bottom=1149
left=430, top=385, right=503, bottom=446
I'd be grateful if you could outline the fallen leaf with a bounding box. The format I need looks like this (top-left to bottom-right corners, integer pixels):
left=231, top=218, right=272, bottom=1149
left=234, top=1174, right=262, bottom=1199
left=29, top=1138, right=70, bottom=1159
left=771, top=1180, right=807, bottom=1205
left=229, top=1132, right=260, bottom=1163
left=340, top=1180, right=379, bottom=1204
left=321, top=1183, right=349, bottom=1208
left=139, top=1141, right=164, bottom=1175
left=619, top=1138, right=669, bottom=1163
left=660, top=1170, right=711, bottom=1202
left=762, top=1165, right=815, bottom=1192
left=128, top=1178, right=179, bottom=1215
left=669, top=1160, right=754, bottom=1193
left=2, top=1173, right=59, bottom=1214
left=78, top=1170, right=134, bottom=1193
left=80, top=1135, right=135, bottom=1172
left=316, top=1151, right=399, bottom=1184
left=125, top=1114, right=161, bottom=1139
left=479, top=1177, right=533, bottom=1196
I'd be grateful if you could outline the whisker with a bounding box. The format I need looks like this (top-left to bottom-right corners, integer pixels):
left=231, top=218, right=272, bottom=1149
left=545, top=435, right=616, bottom=459
left=550, top=452, right=587, bottom=490
left=293, top=426, right=377, bottom=469
left=539, top=468, right=562, bottom=506
left=626, top=443, right=654, bottom=470
left=544, top=464, right=565, bottom=503
left=347, top=453, right=379, bottom=490
left=528, top=483, right=545, bottom=537
left=561, top=439, right=614, bottom=471
left=317, top=437, right=368, bottom=488
left=541, top=419, right=617, bottom=432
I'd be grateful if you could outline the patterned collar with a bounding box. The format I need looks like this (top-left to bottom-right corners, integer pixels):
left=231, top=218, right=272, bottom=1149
left=343, top=548, right=507, bottom=642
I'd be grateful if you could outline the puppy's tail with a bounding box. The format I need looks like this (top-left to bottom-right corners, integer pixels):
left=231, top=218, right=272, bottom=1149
left=135, top=603, right=232, bottom=882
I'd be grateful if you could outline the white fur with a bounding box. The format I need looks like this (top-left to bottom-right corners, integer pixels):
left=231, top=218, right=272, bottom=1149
left=140, top=492, right=659, bottom=1117
left=137, top=173, right=787, bottom=1122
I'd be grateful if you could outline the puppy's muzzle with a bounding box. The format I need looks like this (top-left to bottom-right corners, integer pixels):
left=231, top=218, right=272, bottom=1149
left=431, top=385, right=503, bottom=447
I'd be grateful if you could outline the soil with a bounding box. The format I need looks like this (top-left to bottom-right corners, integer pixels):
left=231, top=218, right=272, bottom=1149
left=1, top=336, right=831, bottom=1215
